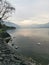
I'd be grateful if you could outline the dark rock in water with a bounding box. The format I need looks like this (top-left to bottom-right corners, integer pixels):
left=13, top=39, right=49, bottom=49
left=14, top=55, right=21, bottom=60
left=15, top=46, right=19, bottom=49
left=12, top=44, right=14, bottom=46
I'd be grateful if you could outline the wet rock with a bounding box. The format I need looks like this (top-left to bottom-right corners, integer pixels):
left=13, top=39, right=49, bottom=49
left=0, top=32, right=11, bottom=43
left=0, top=62, right=2, bottom=65
left=14, top=55, right=21, bottom=60
left=0, top=32, right=10, bottom=38
left=12, top=44, right=14, bottom=46
left=0, top=51, right=2, bottom=54
left=0, top=57, right=3, bottom=61
left=4, top=50, right=10, bottom=54
left=20, top=61, right=27, bottom=65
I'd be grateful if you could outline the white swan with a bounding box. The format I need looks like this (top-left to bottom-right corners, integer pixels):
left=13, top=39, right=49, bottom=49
left=37, top=42, right=41, bottom=45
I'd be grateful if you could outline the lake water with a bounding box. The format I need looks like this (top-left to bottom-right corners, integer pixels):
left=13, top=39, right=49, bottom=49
left=7, top=28, right=49, bottom=65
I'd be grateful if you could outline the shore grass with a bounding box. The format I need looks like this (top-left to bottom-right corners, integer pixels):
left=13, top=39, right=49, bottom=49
left=0, top=29, right=4, bottom=33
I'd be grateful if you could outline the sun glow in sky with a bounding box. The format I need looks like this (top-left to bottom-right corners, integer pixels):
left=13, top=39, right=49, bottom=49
left=7, top=0, right=49, bottom=26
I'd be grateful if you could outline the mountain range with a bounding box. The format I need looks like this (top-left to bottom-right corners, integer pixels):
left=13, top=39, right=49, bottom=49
left=4, top=22, right=49, bottom=28
left=22, top=22, right=49, bottom=28
left=4, top=22, right=20, bottom=29
left=31, top=22, right=49, bottom=28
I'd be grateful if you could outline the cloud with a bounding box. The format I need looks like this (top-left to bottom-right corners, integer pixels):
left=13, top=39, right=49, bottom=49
left=7, top=0, right=49, bottom=26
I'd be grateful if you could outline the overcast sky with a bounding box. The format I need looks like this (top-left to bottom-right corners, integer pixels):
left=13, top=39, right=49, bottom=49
left=7, top=0, right=49, bottom=26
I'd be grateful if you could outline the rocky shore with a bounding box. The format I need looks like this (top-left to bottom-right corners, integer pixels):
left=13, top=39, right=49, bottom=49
left=0, top=32, right=35, bottom=65
left=0, top=39, right=25, bottom=65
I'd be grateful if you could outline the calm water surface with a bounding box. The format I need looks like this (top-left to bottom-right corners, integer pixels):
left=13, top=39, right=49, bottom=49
left=7, top=28, right=49, bottom=65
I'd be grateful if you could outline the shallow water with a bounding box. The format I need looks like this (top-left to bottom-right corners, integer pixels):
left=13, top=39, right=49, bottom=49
left=7, top=28, right=49, bottom=65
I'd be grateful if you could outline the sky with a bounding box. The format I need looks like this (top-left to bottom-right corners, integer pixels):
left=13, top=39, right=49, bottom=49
left=7, top=0, right=49, bottom=26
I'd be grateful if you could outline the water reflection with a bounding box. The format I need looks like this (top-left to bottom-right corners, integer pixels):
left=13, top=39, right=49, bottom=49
left=8, top=28, right=49, bottom=65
